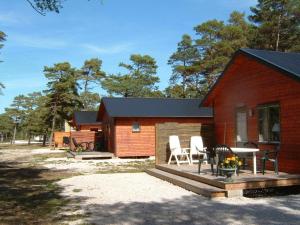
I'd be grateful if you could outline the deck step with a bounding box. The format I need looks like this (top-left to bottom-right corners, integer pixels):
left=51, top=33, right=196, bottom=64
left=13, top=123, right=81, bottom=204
left=146, top=168, right=226, bottom=198
left=68, top=151, right=114, bottom=160
left=156, top=164, right=225, bottom=189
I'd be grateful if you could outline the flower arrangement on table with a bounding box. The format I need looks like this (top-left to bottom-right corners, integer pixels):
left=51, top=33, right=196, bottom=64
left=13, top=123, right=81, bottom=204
left=220, top=156, right=242, bottom=169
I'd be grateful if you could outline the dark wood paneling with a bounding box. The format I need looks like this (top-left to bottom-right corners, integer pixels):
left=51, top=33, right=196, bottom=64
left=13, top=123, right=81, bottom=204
left=155, top=122, right=215, bottom=164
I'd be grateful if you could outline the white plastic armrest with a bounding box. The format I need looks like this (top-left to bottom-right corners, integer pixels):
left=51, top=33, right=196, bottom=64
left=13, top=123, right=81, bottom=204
left=182, top=148, right=190, bottom=153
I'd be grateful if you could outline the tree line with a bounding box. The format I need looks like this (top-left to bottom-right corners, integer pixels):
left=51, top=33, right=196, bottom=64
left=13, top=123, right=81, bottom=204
left=0, top=0, right=299, bottom=145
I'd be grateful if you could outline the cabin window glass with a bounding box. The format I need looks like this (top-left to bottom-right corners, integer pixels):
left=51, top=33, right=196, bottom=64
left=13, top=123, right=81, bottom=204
left=132, top=122, right=140, bottom=133
left=236, top=109, right=248, bottom=143
left=258, top=104, right=280, bottom=143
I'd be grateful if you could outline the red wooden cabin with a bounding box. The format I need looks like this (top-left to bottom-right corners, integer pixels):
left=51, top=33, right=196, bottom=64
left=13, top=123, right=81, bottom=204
left=97, top=98, right=213, bottom=157
left=71, top=111, right=102, bottom=131
left=69, top=111, right=102, bottom=151
left=202, top=48, right=300, bottom=173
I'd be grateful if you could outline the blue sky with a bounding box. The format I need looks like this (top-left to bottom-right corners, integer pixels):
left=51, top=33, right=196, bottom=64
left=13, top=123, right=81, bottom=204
left=0, top=0, right=256, bottom=112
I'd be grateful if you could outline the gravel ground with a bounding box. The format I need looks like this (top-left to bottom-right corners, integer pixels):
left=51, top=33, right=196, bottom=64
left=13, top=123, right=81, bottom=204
left=43, top=157, right=154, bottom=174
left=1, top=147, right=299, bottom=225
left=58, top=173, right=300, bottom=225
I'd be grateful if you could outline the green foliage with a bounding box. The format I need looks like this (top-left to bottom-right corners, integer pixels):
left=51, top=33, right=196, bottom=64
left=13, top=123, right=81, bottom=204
left=25, top=0, right=63, bottom=15
left=79, top=58, right=106, bottom=92
left=0, top=113, right=14, bottom=139
left=3, top=93, right=51, bottom=143
left=0, top=31, right=6, bottom=49
left=167, top=12, right=251, bottom=98
left=168, top=34, right=201, bottom=98
left=102, top=54, right=160, bottom=97
left=78, top=58, right=105, bottom=109
left=249, top=0, right=300, bottom=51
left=25, top=0, right=103, bottom=15
left=21, top=93, right=51, bottom=140
left=194, top=11, right=250, bottom=88
left=44, top=62, right=82, bottom=120
left=0, top=31, right=6, bottom=94
left=44, top=62, right=82, bottom=146
left=79, top=91, right=101, bottom=111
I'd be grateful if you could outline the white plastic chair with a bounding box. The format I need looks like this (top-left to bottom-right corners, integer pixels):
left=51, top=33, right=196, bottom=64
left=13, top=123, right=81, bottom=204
left=168, top=135, right=191, bottom=166
left=190, top=136, right=208, bottom=164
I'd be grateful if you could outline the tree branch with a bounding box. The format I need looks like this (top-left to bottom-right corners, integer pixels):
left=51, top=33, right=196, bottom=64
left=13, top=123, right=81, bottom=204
left=25, top=0, right=46, bottom=16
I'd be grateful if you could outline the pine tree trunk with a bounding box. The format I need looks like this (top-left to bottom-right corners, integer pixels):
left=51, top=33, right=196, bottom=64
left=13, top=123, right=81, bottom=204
left=12, top=124, right=17, bottom=145
left=84, top=80, right=88, bottom=93
left=28, top=133, right=31, bottom=145
left=42, top=134, right=47, bottom=146
left=275, top=14, right=282, bottom=51
left=48, top=103, right=57, bottom=148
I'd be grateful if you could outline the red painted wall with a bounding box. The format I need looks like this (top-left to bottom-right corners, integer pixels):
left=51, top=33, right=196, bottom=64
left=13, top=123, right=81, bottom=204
left=100, top=113, right=213, bottom=157
left=203, top=53, right=300, bottom=173
left=114, top=117, right=213, bottom=157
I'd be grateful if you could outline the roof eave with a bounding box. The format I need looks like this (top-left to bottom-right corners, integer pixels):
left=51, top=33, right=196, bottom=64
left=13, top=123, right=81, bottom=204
left=201, top=48, right=300, bottom=106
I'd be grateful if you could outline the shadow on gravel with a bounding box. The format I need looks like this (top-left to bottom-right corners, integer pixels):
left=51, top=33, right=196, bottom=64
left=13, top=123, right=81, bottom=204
left=80, top=194, right=300, bottom=225
left=0, top=161, right=84, bottom=225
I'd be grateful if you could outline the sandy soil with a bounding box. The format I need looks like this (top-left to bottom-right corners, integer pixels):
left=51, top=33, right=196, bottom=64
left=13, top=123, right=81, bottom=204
left=58, top=173, right=300, bottom=225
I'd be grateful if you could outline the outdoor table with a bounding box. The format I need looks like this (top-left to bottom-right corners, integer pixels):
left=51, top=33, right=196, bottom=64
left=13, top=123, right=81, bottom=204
left=231, top=147, right=260, bottom=174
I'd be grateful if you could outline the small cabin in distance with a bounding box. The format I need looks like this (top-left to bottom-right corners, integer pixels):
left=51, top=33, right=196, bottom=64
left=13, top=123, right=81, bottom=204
left=71, top=111, right=102, bottom=132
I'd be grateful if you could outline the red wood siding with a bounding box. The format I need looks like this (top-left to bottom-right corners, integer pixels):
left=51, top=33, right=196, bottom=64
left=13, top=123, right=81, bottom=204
left=70, top=131, right=97, bottom=151
left=203, top=53, right=300, bottom=173
left=54, top=131, right=70, bottom=148
left=114, top=117, right=213, bottom=157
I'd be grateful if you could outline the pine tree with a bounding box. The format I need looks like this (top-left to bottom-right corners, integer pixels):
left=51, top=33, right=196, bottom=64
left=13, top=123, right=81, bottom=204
left=44, top=62, right=82, bottom=147
left=0, top=31, right=6, bottom=95
left=194, top=11, right=250, bottom=88
left=168, top=34, right=201, bottom=98
left=0, top=113, right=14, bottom=142
left=79, top=58, right=105, bottom=110
left=102, top=54, right=160, bottom=97
left=249, top=0, right=300, bottom=51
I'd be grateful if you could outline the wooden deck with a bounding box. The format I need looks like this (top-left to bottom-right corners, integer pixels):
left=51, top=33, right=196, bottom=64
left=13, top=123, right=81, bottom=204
left=68, top=151, right=114, bottom=160
left=146, top=164, right=300, bottom=198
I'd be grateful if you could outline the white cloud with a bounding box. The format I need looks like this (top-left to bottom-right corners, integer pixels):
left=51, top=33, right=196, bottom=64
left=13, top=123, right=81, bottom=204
left=10, top=34, right=67, bottom=49
left=81, top=43, right=133, bottom=54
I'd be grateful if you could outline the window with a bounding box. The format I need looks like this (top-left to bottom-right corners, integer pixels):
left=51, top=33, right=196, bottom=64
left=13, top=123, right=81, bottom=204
left=132, top=122, right=140, bottom=133
left=236, top=109, right=248, bottom=143
left=258, top=104, right=280, bottom=143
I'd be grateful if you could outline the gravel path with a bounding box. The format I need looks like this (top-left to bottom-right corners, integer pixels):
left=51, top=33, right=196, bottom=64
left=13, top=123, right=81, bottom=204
left=58, top=173, right=300, bottom=225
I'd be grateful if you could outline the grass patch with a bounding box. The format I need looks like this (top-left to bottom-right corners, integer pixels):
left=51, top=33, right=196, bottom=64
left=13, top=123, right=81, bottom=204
left=73, top=188, right=82, bottom=193
left=0, top=143, right=48, bottom=150
left=32, top=153, right=67, bottom=162
left=0, top=161, right=81, bottom=224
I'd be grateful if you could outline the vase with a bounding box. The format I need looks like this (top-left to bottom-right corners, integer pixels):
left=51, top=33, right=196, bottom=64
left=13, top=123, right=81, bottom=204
left=220, top=168, right=236, bottom=182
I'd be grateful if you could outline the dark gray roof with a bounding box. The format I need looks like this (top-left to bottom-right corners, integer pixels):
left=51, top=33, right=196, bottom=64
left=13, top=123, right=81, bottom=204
left=73, top=111, right=101, bottom=125
left=101, top=97, right=213, bottom=118
left=240, top=48, right=300, bottom=79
